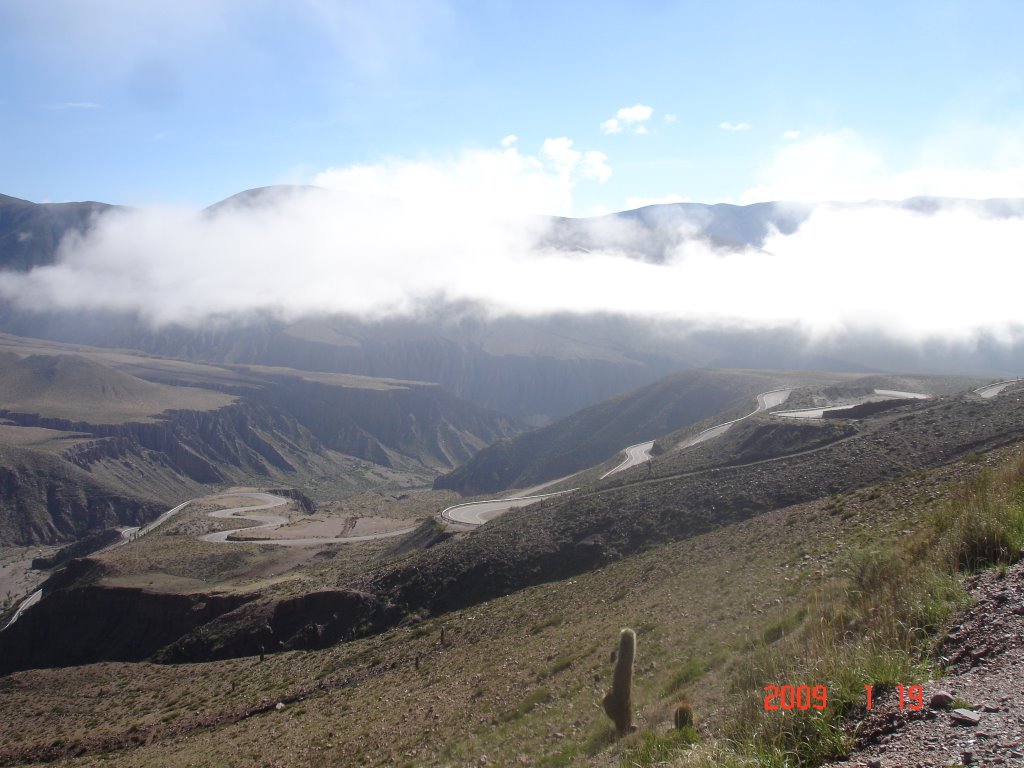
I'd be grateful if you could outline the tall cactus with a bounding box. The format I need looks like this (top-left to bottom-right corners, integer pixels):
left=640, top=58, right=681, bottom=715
left=602, top=628, right=637, bottom=735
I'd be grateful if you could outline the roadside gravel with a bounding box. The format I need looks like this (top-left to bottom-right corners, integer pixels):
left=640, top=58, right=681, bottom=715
left=826, top=559, right=1024, bottom=767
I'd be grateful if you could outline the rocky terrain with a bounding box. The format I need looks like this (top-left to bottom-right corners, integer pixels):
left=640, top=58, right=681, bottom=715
left=826, top=559, right=1024, bottom=768
left=4, top=381, right=1021, bottom=679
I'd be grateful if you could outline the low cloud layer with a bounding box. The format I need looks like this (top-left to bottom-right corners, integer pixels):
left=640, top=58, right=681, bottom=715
left=1, top=143, right=1022, bottom=348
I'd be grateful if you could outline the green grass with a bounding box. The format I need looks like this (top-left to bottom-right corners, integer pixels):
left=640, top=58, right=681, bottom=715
left=620, top=726, right=699, bottom=767
left=662, top=658, right=709, bottom=696
left=710, top=451, right=1024, bottom=767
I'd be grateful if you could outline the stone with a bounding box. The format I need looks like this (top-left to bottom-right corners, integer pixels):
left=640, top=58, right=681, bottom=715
left=930, top=690, right=955, bottom=708
left=950, top=708, right=982, bottom=725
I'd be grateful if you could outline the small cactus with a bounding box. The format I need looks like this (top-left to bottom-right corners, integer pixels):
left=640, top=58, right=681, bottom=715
left=673, top=699, right=694, bottom=729
left=602, top=628, right=638, bottom=736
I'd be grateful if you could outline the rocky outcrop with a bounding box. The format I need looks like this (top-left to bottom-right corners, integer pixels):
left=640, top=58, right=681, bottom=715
left=0, top=454, right=163, bottom=545
left=30, top=528, right=122, bottom=569
left=0, top=573, right=254, bottom=674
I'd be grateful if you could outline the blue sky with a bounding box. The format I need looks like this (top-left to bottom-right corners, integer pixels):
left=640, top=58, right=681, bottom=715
left=3, top=0, right=1024, bottom=212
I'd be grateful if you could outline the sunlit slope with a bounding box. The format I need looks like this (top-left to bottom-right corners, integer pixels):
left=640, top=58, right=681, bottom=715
left=0, top=352, right=234, bottom=423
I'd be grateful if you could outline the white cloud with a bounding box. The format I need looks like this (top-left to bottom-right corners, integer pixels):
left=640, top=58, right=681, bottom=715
left=47, top=101, right=100, bottom=110
left=1, top=139, right=1021, bottom=348
left=581, top=151, right=612, bottom=183
left=741, top=128, right=1024, bottom=203
left=539, top=138, right=610, bottom=183
left=602, top=104, right=653, bottom=134
left=541, top=137, right=581, bottom=175
left=783, top=130, right=800, bottom=140
left=501, top=134, right=518, bottom=147
left=664, top=114, right=678, bottom=124
left=617, top=104, right=653, bottom=123
left=720, top=121, right=752, bottom=131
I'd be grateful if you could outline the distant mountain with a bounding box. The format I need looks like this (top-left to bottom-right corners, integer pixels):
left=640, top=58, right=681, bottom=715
left=545, top=196, right=1024, bottom=259
left=0, top=193, right=115, bottom=271
left=0, top=339, right=521, bottom=545
left=1, top=190, right=1021, bottom=426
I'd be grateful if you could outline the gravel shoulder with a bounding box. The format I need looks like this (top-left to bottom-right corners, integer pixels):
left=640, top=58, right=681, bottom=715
left=826, top=559, right=1024, bottom=768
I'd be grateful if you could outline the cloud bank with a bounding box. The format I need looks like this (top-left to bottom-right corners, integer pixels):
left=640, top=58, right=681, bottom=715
left=742, top=128, right=1024, bottom=204
left=1, top=140, right=1022, bottom=348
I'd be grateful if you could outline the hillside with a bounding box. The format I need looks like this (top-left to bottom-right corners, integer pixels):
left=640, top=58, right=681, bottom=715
left=434, top=368, right=796, bottom=494
left=0, top=193, right=114, bottom=272
left=0, top=351, right=233, bottom=422
left=0, top=434, right=1020, bottom=766
left=0, top=336, right=521, bottom=546
left=4, top=380, right=1021, bottom=674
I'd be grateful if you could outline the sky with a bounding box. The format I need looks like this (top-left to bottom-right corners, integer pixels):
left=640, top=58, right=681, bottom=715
left=3, top=0, right=1024, bottom=213
left=0, top=0, right=1022, bottom=349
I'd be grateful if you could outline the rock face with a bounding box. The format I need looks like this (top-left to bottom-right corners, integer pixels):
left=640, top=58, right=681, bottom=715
left=0, top=563, right=392, bottom=674
left=156, top=589, right=394, bottom=663
left=0, top=560, right=254, bottom=674
left=0, top=454, right=163, bottom=546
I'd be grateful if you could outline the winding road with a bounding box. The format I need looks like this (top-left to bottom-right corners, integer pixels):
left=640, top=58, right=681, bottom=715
left=445, top=387, right=794, bottom=526
left=441, top=488, right=577, bottom=525
left=2, top=588, right=40, bottom=632
left=774, top=388, right=930, bottom=420
left=975, top=379, right=1022, bottom=399
left=4, top=378, right=1019, bottom=632
left=599, top=441, right=655, bottom=480
left=678, top=388, right=793, bottom=448
left=199, top=492, right=418, bottom=546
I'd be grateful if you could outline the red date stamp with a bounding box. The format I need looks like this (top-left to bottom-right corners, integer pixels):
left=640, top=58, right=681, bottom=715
left=763, top=684, right=828, bottom=711
left=763, top=684, right=925, bottom=711
left=864, top=684, right=923, bottom=710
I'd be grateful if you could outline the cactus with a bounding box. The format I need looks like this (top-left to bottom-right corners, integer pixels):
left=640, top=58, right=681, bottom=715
left=673, top=699, right=693, bottom=729
left=602, top=628, right=638, bottom=735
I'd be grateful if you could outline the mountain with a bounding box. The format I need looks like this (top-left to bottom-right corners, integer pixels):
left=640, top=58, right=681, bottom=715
left=0, top=336, right=521, bottom=545
left=1, top=190, right=1022, bottom=427
left=0, top=192, right=115, bottom=271
left=545, top=196, right=1024, bottom=258
left=4, top=377, right=1022, bottom=677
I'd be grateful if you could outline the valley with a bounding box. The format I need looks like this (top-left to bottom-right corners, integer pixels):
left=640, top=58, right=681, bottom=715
left=0, top=192, right=1022, bottom=768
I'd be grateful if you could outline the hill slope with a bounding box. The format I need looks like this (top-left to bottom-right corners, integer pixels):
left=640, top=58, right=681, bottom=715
left=434, top=368, right=790, bottom=494
left=0, top=337, right=521, bottom=545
